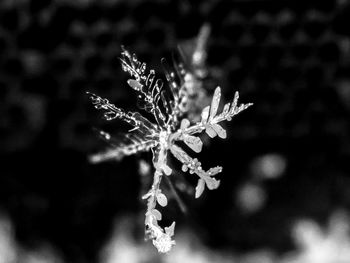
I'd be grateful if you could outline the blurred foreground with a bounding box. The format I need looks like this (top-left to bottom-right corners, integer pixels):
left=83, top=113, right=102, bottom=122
left=1, top=210, right=350, bottom=263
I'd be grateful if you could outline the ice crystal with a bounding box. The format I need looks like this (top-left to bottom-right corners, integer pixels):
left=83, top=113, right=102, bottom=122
left=87, top=44, right=253, bottom=252
left=175, top=23, right=212, bottom=122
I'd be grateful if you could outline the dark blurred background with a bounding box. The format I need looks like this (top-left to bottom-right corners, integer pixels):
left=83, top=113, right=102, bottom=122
left=1, top=0, right=350, bottom=262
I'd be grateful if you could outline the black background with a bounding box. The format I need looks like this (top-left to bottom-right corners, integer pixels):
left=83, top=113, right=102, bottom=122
left=1, top=0, right=350, bottom=262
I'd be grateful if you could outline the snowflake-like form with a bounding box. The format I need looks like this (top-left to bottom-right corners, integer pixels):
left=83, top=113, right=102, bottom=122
left=87, top=45, right=253, bottom=253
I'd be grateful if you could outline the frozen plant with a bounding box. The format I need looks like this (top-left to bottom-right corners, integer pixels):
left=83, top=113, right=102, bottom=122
left=90, top=24, right=212, bottom=164
left=175, top=23, right=212, bottom=122
left=87, top=46, right=253, bottom=253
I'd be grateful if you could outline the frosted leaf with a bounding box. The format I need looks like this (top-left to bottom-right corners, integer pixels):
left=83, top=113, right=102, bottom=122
left=207, top=166, right=223, bottom=176
left=192, top=24, right=210, bottom=67
left=195, top=178, right=205, bottom=198
left=205, top=125, right=217, bottom=138
left=165, top=222, right=176, bottom=237
left=119, top=58, right=138, bottom=79
left=240, top=103, right=254, bottom=113
left=157, top=193, right=168, bottom=207
left=151, top=209, right=162, bottom=221
left=204, top=176, right=220, bottom=190
left=170, top=144, right=192, bottom=165
left=212, top=123, right=226, bottom=139
left=162, top=164, right=172, bottom=176
left=201, top=106, right=210, bottom=123
left=230, top=91, right=239, bottom=115
left=223, top=103, right=230, bottom=115
left=184, top=135, right=203, bottom=153
left=209, top=87, right=221, bottom=119
left=180, top=118, right=190, bottom=129
left=127, top=79, right=143, bottom=91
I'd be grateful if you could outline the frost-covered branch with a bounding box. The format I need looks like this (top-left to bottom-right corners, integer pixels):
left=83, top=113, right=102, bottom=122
left=169, top=87, right=253, bottom=140
left=142, top=147, right=176, bottom=253
left=88, top=44, right=253, bottom=253
left=119, top=46, right=168, bottom=128
left=169, top=144, right=222, bottom=198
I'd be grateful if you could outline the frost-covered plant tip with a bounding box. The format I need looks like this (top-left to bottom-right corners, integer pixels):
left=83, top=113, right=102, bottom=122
left=87, top=46, right=253, bottom=253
